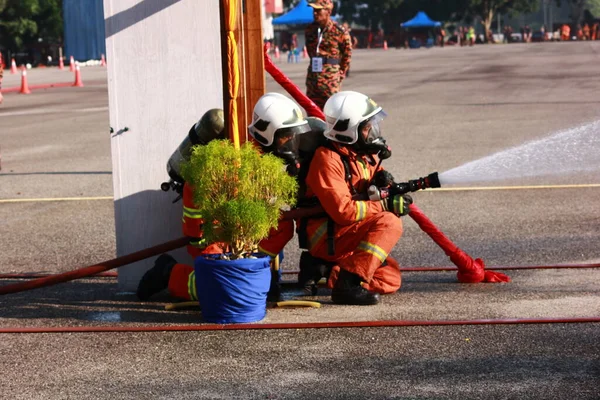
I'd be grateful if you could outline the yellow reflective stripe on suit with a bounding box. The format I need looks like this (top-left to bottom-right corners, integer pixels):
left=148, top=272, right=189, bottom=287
left=357, top=241, right=387, bottom=263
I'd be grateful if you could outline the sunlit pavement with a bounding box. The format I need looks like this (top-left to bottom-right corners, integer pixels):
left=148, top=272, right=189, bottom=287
left=1, top=42, right=599, bottom=399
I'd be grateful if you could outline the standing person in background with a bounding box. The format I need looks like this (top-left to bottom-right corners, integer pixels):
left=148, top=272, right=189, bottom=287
left=0, top=53, right=4, bottom=104
left=305, top=0, right=352, bottom=110
left=468, top=26, right=475, bottom=46
left=439, top=27, right=446, bottom=47
left=561, top=24, right=570, bottom=41
left=341, top=22, right=356, bottom=77
left=582, top=23, right=590, bottom=40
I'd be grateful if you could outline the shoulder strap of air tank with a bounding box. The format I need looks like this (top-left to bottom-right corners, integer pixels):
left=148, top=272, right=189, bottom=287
left=325, top=141, right=355, bottom=195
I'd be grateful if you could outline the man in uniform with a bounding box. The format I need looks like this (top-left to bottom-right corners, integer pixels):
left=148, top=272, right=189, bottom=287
left=305, top=0, right=352, bottom=110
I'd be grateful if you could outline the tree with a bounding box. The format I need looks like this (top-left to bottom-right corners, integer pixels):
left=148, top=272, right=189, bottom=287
left=466, top=0, right=538, bottom=41
left=35, top=0, right=63, bottom=45
left=0, top=0, right=40, bottom=51
left=339, top=0, right=403, bottom=31
left=0, top=0, right=62, bottom=53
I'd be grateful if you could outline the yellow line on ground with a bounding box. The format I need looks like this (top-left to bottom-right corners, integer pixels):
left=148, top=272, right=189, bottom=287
left=0, top=196, right=113, bottom=203
left=0, top=184, right=598, bottom=203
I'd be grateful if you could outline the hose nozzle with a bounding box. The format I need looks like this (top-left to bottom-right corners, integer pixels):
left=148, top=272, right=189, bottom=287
left=390, top=172, right=440, bottom=196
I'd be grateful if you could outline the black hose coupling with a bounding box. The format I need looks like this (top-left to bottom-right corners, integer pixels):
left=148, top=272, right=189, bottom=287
left=390, top=172, right=440, bottom=195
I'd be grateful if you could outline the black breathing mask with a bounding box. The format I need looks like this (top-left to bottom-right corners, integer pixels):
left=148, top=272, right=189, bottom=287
left=355, top=112, right=392, bottom=159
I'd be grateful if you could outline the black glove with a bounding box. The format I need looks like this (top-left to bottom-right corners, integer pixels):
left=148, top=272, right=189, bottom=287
left=374, top=170, right=395, bottom=188
left=382, top=194, right=413, bottom=216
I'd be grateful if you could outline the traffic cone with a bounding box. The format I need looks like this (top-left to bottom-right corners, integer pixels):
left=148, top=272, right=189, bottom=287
left=58, top=56, right=65, bottom=70
left=10, top=58, right=17, bottom=74
left=19, top=67, right=31, bottom=94
left=275, top=46, right=280, bottom=60
left=302, top=46, right=308, bottom=58
left=73, top=63, right=84, bottom=87
left=69, top=56, right=75, bottom=72
left=100, top=54, right=106, bottom=66
left=383, top=40, right=388, bottom=50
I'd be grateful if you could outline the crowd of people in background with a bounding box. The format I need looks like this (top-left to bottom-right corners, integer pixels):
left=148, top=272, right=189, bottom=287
left=271, top=18, right=600, bottom=56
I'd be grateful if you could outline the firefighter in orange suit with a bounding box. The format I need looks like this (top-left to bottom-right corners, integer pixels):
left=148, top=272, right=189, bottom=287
left=248, top=93, right=312, bottom=258
left=137, top=109, right=228, bottom=301
left=137, top=95, right=312, bottom=301
left=301, top=91, right=411, bottom=305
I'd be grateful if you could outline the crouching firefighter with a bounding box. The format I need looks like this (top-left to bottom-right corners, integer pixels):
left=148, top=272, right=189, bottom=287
left=297, top=91, right=413, bottom=305
left=137, top=94, right=312, bottom=302
left=247, top=92, right=313, bottom=301
left=137, top=109, right=228, bottom=301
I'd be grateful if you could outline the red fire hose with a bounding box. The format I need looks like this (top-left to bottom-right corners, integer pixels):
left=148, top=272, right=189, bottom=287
left=1, top=317, right=599, bottom=334
left=408, top=204, right=511, bottom=283
left=264, top=44, right=325, bottom=120
left=0, top=237, right=189, bottom=295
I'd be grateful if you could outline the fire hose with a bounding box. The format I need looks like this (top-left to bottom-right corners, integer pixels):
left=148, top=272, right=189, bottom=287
left=0, top=237, right=189, bottom=295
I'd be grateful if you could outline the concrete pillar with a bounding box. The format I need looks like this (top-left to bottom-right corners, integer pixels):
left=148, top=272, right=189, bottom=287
left=103, top=0, right=223, bottom=291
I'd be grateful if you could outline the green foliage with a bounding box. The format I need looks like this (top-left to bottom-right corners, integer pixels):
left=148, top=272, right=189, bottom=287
left=589, top=0, right=600, bottom=16
left=0, top=0, right=62, bottom=52
left=181, top=140, right=298, bottom=258
left=339, top=0, right=403, bottom=31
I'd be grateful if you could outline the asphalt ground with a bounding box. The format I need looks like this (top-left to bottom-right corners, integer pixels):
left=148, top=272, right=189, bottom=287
left=1, top=42, right=599, bottom=399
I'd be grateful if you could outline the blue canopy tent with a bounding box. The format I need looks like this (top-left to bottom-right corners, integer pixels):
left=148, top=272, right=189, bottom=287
left=400, top=11, right=441, bottom=28
left=272, top=0, right=314, bottom=25
left=400, top=12, right=442, bottom=48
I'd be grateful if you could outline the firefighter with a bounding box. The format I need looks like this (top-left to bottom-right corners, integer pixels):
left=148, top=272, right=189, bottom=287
left=300, top=91, right=410, bottom=305
left=137, top=94, right=312, bottom=301
left=137, top=109, right=227, bottom=301
left=248, top=92, right=312, bottom=259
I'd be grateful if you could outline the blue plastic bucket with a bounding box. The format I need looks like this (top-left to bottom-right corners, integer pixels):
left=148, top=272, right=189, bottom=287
left=194, top=254, right=271, bottom=324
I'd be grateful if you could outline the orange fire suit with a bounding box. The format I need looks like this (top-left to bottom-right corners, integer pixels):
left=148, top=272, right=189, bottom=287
left=301, top=143, right=403, bottom=293
left=167, top=183, right=226, bottom=300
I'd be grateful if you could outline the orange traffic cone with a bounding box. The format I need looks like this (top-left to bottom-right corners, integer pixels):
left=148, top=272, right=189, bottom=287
left=302, top=46, right=308, bottom=58
left=100, top=54, right=106, bottom=66
left=10, top=58, right=18, bottom=74
left=73, top=63, right=84, bottom=87
left=58, top=56, right=65, bottom=70
left=383, top=40, right=388, bottom=50
left=19, top=67, right=31, bottom=94
left=69, top=56, right=75, bottom=72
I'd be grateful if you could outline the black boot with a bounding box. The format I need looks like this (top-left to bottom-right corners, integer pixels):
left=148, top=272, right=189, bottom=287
left=298, top=251, right=333, bottom=295
left=331, top=269, right=380, bottom=306
left=136, top=253, right=177, bottom=300
left=267, top=268, right=281, bottom=303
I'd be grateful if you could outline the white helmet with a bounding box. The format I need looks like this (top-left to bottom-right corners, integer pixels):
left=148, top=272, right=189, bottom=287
left=248, top=92, right=311, bottom=148
left=323, top=91, right=387, bottom=146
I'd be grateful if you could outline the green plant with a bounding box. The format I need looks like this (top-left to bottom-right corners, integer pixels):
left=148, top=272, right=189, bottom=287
left=181, top=140, right=298, bottom=258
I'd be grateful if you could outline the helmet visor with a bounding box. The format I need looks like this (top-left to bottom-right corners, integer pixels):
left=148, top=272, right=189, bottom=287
left=274, top=123, right=310, bottom=158
left=361, top=110, right=387, bottom=144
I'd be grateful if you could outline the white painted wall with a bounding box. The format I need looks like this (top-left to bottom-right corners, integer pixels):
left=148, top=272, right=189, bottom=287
left=103, top=0, right=223, bottom=291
